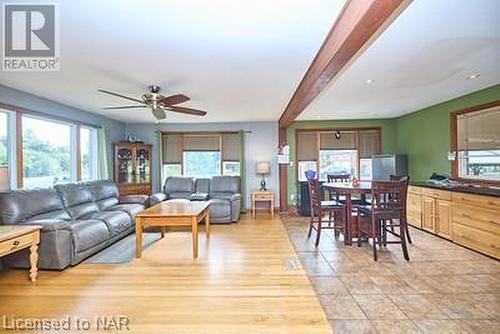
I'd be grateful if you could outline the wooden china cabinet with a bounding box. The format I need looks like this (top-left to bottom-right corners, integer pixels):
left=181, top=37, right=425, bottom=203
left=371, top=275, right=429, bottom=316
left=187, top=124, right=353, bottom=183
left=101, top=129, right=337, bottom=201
left=114, top=142, right=152, bottom=195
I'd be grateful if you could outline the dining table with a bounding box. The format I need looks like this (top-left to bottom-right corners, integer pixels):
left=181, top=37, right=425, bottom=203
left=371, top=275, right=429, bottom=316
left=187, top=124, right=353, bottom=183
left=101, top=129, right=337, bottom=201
left=322, top=181, right=373, bottom=245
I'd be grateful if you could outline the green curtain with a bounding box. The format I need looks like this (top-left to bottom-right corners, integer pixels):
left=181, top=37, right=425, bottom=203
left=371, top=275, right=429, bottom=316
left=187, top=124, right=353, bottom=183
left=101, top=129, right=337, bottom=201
left=96, top=126, right=111, bottom=180
left=156, top=130, right=163, bottom=192
left=239, top=130, right=246, bottom=212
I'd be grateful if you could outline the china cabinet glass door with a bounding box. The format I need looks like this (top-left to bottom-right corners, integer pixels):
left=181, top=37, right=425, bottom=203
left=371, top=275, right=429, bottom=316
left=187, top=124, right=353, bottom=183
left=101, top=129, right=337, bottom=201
left=117, top=147, right=133, bottom=183
left=135, top=147, right=150, bottom=184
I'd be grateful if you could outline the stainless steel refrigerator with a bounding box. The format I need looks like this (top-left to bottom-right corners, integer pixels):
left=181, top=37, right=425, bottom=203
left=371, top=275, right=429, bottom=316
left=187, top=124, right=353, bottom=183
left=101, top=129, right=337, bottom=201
left=372, top=154, right=408, bottom=180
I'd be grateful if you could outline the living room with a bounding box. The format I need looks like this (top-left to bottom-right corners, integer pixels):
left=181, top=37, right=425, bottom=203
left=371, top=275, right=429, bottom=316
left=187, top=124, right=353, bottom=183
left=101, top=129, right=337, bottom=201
left=1, top=0, right=499, bottom=333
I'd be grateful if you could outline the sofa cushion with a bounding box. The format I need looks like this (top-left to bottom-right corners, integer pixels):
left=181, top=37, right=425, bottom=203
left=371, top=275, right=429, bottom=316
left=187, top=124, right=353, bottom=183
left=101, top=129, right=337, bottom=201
left=210, top=191, right=234, bottom=201
left=71, top=219, right=110, bottom=253
left=107, top=204, right=144, bottom=220
left=190, top=193, right=209, bottom=201
left=0, top=188, right=70, bottom=225
left=86, top=180, right=120, bottom=210
left=210, top=176, right=240, bottom=194
left=163, top=177, right=195, bottom=194
left=55, top=183, right=100, bottom=219
left=168, top=191, right=194, bottom=200
left=82, top=211, right=131, bottom=236
left=195, top=178, right=211, bottom=194
left=208, top=198, right=231, bottom=218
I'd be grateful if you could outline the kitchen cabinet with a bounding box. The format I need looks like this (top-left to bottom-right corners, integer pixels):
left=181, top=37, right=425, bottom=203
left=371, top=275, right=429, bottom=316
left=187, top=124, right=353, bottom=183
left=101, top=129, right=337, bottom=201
left=406, top=185, right=499, bottom=259
left=407, top=186, right=422, bottom=228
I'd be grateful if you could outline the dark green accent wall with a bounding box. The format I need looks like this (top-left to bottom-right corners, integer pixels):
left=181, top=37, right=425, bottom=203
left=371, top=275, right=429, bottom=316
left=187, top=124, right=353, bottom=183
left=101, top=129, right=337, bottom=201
left=396, top=84, right=500, bottom=182
left=286, top=84, right=500, bottom=206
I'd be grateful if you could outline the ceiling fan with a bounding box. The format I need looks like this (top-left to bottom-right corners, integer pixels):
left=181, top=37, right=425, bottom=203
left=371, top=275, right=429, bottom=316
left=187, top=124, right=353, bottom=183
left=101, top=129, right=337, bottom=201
left=98, top=85, right=207, bottom=120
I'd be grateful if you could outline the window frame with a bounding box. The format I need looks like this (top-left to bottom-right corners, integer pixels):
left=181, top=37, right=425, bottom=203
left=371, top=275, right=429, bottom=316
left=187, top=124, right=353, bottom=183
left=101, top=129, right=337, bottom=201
left=21, top=113, right=74, bottom=188
left=450, top=99, right=500, bottom=186
left=160, top=131, right=242, bottom=180
left=0, top=103, right=100, bottom=188
left=294, top=127, right=382, bottom=183
left=79, top=125, right=98, bottom=182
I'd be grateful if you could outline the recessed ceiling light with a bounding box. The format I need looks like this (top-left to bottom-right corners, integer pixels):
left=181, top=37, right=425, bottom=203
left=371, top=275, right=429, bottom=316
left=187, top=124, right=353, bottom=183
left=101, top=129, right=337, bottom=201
left=466, top=73, right=480, bottom=80
left=365, top=79, right=374, bottom=84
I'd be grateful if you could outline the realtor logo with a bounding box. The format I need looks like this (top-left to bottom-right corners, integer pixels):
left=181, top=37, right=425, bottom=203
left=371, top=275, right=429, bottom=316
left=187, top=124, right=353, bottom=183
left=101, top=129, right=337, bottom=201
left=2, top=3, right=59, bottom=71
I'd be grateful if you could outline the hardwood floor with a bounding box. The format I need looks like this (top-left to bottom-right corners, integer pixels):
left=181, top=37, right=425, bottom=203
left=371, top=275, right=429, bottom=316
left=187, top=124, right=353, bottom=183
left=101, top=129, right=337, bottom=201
left=0, top=214, right=331, bottom=333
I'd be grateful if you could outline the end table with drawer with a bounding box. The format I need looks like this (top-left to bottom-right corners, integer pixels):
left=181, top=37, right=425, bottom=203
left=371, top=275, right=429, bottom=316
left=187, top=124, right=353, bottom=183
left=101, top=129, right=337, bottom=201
left=251, top=191, right=275, bottom=218
left=0, top=225, right=41, bottom=282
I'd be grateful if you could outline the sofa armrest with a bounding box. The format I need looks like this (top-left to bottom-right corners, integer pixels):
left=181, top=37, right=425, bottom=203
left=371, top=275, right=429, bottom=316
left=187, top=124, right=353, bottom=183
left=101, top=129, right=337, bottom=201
left=21, top=219, right=72, bottom=232
left=149, top=193, right=167, bottom=206
left=119, top=194, right=149, bottom=205
left=230, top=193, right=241, bottom=202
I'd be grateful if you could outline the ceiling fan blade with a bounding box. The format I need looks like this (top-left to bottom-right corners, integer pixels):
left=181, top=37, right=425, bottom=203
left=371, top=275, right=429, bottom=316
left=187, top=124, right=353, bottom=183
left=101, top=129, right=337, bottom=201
left=159, top=94, right=190, bottom=106
left=152, top=107, right=166, bottom=120
left=98, top=89, right=145, bottom=104
left=102, top=105, right=147, bottom=110
left=166, top=106, right=207, bottom=116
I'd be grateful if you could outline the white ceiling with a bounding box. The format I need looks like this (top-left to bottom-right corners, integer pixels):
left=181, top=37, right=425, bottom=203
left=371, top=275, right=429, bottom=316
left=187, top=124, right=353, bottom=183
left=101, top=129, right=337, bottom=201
left=2, top=0, right=499, bottom=124
left=299, top=0, right=500, bottom=120
left=0, top=0, right=346, bottom=123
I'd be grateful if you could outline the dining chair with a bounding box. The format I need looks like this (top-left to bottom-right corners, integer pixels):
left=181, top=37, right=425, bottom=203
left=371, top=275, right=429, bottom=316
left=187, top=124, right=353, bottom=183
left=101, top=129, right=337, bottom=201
left=307, top=179, right=347, bottom=247
left=326, top=174, right=351, bottom=183
left=357, top=180, right=410, bottom=261
left=389, top=175, right=412, bottom=244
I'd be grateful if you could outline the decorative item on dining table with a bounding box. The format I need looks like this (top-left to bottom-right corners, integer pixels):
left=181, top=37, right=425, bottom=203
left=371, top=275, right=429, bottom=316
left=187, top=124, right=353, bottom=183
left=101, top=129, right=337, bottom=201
left=352, top=177, right=360, bottom=187
left=305, top=169, right=316, bottom=180
left=256, top=161, right=271, bottom=191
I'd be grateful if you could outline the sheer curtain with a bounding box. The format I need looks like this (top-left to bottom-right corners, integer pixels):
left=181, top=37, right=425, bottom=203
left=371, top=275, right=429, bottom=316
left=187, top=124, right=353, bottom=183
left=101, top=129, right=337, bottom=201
left=96, top=126, right=110, bottom=180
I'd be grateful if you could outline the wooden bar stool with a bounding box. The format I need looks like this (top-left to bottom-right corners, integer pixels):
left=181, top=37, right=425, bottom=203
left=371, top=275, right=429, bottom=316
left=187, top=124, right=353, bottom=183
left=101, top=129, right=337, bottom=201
left=357, top=180, right=410, bottom=261
left=390, top=175, right=412, bottom=244
left=307, top=179, right=347, bottom=247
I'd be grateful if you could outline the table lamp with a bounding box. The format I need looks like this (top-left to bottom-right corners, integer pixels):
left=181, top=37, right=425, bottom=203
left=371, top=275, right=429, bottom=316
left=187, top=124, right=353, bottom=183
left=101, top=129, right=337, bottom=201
left=256, top=161, right=271, bottom=191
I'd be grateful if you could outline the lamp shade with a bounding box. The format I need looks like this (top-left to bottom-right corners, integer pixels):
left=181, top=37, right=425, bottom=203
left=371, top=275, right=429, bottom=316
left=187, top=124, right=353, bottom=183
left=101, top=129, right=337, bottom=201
left=256, top=161, right=271, bottom=174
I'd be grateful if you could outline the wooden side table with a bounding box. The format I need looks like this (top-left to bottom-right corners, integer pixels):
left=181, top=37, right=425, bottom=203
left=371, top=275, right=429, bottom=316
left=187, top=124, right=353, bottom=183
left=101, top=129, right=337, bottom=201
left=0, top=225, right=41, bottom=282
left=251, top=191, right=275, bottom=219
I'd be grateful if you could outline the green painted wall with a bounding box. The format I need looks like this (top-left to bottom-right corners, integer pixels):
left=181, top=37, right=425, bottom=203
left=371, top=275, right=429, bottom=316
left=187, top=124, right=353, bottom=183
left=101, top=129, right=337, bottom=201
left=396, top=84, right=500, bottom=181
left=286, top=118, right=398, bottom=205
left=286, top=84, right=500, bottom=206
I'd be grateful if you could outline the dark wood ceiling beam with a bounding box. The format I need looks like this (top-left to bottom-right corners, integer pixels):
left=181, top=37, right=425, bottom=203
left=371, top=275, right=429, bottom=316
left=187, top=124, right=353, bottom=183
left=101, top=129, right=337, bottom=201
left=278, top=0, right=410, bottom=138
left=277, top=0, right=409, bottom=212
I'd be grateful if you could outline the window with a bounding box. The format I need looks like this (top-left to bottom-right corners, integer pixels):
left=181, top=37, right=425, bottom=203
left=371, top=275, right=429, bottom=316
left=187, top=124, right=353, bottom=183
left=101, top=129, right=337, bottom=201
left=163, top=164, right=182, bottom=179
left=22, top=115, right=72, bottom=188
left=455, top=105, right=500, bottom=181
left=0, top=111, right=10, bottom=190
left=296, top=128, right=381, bottom=182
left=319, top=150, right=357, bottom=181
left=298, top=161, right=317, bottom=181
left=183, top=151, right=221, bottom=178
left=161, top=132, right=242, bottom=179
left=359, top=158, right=373, bottom=180
left=223, top=161, right=240, bottom=176
left=80, top=126, right=98, bottom=181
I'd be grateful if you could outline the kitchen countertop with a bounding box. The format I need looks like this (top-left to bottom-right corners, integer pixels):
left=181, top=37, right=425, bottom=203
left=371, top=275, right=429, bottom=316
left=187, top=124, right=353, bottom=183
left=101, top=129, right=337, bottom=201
left=411, top=181, right=500, bottom=198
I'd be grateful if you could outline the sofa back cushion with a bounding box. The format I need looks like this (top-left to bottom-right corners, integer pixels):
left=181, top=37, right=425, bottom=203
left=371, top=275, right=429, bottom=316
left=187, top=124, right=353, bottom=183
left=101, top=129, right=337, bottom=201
left=0, top=188, right=70, bottom=224
left=85, top=180, right=119, bottom=210
left=195, top=178, right=210, bottom=194
left=210, top=176, right=240, bottom=194
left=55, top=183, right=100, bottom=219
left=163, top=177, right=195, bottom=194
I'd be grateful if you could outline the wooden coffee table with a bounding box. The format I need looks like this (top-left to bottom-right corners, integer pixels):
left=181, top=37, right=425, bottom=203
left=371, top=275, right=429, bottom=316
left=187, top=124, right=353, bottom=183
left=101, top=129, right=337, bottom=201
left=0, top=225, right=41, bottom=282
left=135, top=200, right=210, bottom=259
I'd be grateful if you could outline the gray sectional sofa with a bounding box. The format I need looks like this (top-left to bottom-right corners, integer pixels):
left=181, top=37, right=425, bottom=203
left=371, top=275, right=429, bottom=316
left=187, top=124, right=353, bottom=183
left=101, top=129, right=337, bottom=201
left=150, top=176, right=241, bottom=223
left=0, top=180, right=148, bottom=270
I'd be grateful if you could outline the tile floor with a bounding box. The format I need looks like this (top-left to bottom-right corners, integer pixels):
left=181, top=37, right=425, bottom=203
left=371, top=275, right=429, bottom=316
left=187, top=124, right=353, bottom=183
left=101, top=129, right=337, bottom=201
left=281, top=214, right=500, bottom=334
